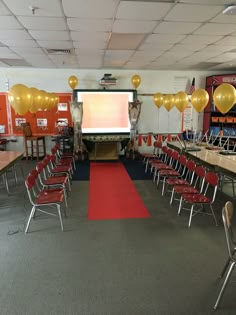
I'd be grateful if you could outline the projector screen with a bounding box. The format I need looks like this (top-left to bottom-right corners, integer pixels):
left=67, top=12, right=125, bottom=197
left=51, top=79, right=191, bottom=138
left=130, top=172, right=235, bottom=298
left=74, top=89, right=136, bottom=134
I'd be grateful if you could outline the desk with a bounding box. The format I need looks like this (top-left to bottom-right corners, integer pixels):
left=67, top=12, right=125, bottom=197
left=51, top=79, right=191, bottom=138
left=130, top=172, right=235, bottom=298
left=0, top=151, right=24, bottom=193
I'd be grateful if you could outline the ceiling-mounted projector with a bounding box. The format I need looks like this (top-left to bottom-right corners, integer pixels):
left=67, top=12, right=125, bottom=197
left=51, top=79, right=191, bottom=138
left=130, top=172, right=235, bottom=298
left=99, top=73, right=117, bottom=86
left=222, top=5, right=236, bottom=15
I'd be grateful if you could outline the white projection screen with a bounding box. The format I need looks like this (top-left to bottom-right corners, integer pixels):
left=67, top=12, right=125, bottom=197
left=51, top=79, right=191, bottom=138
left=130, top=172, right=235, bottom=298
left=75, top=90, right=136, bottom=134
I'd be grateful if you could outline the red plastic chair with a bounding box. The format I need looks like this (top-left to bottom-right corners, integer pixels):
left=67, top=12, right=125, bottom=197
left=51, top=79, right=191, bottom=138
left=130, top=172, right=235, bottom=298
left=25, top=173, right=65, bottom=233
left=152, top=148, right=176, bottom=182
left=45, top=154, right=73, bottom=179
left=51, top=146, right=75, bottom=170
left=172, top=165, right=206, bottom=207
left=157, top=154, right=187, bottom=196
left=166, top=159, right=196, bottom=199
left=36, top=160, right=71, bottom=192
left=178, top=172, right=219, bottom=227
left=144, top=141, right=163, bottom=172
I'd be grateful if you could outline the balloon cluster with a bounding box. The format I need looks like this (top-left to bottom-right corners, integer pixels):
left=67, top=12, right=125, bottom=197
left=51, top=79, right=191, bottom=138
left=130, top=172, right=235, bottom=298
left=8, top=84, right=59, bottom=115
left=153, top=83, right=236, bottom=114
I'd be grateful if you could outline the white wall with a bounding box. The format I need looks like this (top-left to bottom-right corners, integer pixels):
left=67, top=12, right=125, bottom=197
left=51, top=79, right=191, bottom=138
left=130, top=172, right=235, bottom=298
left=0, top=67, right=231, bottom=152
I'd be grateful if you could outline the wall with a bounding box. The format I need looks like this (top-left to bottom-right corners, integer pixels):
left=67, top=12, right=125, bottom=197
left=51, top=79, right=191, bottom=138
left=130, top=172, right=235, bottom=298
left=0, top=67, right=231, bottom=152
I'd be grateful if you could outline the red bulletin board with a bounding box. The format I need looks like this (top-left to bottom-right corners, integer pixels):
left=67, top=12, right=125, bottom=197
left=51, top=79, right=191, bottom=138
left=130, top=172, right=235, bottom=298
left=0, top=92, right=73, bottom=136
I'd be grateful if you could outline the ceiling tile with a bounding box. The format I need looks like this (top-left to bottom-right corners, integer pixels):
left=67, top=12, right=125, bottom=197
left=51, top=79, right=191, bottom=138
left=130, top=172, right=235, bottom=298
left=67, top=18, right=113, bottom=31
left=207, top=52, right=236, bottom=63
left=138, top=43, right=174, bottom=51
left=170, top=43, right=206, bottom=52
left=165, top=3, right=223, bottom=22
left=108, top=33, right=145, bottom=50
left=29, top=30, right=70, bottom=41
left=0, top=39, right=39, bottom=47
left=10, top=47, right=46, bottom=55
left=105, top=50, right=134, bottom=58
left=75, top=48, right=105, bottom=56
left=1, top=59, right=31, bottom=66
left=18, top=17, right=67, bottom=30
left=145, top=34, right=186, bottom=44
left=116, top=1, right=172, bottom=20
left=62, top=0, right=117, bottom=18
left=71, top=31, right=109, bottom=42
left=2, top=0, right=64, bottom=17
left=211, top=12, right=236, bottom=23
left=0, top=30, right=32, bottom=40
left=37, top=40, right=73, bottom=49
left=0, top=47, right=22, bottom=58
left=73, top=41, right=107, bottom=49
left=113, top=20, right=156, bottom=33
left=214, top=35, right=236, bottom=45
left=181, top=34, right=223, bottom=45
left=154, top=21, right=201, bottom=34
left=0, top=16, right=22, bottom=29
left=132, top=50, right=163, bottom=58
left=194, top=23, right=236, bottom=35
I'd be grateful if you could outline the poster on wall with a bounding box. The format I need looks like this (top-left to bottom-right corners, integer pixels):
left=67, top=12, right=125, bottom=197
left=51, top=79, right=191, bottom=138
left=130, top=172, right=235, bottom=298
left=182, top=104, right=193, bottom=131
left=37, top=118, right=47, bottom=127
left=58, top=103, right=68, bottom=111
left=15, top=118, right=26, bottom=126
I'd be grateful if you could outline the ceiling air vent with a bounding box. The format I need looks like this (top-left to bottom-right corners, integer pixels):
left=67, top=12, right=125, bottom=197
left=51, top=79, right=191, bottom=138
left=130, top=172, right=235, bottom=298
left=46, top=49, right=71, bottom=55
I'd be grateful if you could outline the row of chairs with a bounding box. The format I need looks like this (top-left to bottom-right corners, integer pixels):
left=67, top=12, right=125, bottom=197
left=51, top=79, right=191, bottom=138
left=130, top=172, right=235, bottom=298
left=24, top=144, right=75, bottom=233
left=144, top=143, right=219, bottom=228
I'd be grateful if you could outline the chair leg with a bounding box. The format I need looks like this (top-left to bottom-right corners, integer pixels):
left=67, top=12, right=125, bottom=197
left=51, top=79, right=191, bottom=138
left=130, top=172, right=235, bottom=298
left=210, top=204, right=218, bottom=226
left=214, top=261, right=236, bottom=310
left=170, top=188, right=175, bottom=205
left=25, top=206, right=36, bottom=233
left=162, top=177, right=166, bottom=196
left=220, top=258, right=231, bottom=279
left=57, top=204, right=64, bottom=231
left=178, top=197, right=183, bottom=216
left=188, top=204, right=194, bottom=228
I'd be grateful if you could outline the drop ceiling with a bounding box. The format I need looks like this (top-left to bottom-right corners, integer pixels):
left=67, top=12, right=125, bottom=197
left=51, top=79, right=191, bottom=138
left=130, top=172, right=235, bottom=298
left=0, top=0, right=236, bottom=70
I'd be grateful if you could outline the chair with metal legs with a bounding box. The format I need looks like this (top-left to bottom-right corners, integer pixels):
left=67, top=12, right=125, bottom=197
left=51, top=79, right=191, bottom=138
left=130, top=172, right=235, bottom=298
left=214, top=201, right=236, bottom=310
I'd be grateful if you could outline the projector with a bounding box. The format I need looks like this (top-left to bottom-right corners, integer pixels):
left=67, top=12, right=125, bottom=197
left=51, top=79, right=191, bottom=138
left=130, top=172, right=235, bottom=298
left=99, top=73, right=117, bottom=86
left=222, top=5, right=236, bottom=15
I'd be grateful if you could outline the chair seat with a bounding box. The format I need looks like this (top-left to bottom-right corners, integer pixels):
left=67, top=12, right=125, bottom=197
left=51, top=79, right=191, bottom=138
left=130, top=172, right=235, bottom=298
left=166, top=178, right=189, bottom=185
left=159, top=170, right=179, bottom=176
left=141, top=153, right=156, bottom=158
left=181, top=193, right=211, bottom=203
left=52, top=165, right=71, bottom=173
left=174, top=185, right=199, bottom=194
left=149, top=159, right=162, bottom=165
left=153, top=164, right=173, bottom=170
left=36, top=191, right=64, bottom=204
left=44, top=176, right=68, bottom=185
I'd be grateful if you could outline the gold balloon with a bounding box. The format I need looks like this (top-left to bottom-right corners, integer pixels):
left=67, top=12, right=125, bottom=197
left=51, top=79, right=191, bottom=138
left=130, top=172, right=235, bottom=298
left=191, top=89, right=209, bottom=113
left=8, top=84, right=31, bottom=115
left=131, top=74, right=141, bottom=89
left=68, top=75, right=78, bottom=89
left=213, top=83, right=236, bottom=114
left=28, top=87, right=39, bottom=113
left=153, top=93, right=163, bottom=108
left=163, top=94, right=174, bottom=112
left=174, top=91, right=189, bottom=112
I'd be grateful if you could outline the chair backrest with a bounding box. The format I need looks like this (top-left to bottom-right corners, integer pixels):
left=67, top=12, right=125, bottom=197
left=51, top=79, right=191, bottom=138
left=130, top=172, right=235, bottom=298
left=203, top=172, right=218, bottom=203
left=22, top=122, right=32, bottom=137
left=185, top=160, right=196, bottom=184
left=222, top=201, right=235, bottom=261
left=193, top=166, right=206, bottom=191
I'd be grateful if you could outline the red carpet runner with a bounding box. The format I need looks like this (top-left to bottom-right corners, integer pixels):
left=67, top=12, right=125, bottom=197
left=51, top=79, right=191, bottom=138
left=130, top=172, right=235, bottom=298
left=88, top=162, right=150, bottom=220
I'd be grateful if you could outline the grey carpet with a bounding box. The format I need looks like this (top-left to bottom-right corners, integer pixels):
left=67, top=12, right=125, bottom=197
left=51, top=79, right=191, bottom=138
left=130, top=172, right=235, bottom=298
left=0, top=160, right=235, bottom=315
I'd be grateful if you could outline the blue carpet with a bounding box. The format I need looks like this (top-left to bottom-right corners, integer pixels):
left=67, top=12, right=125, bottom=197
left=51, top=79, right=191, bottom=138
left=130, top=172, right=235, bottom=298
left=72, top=158, right=152, bottom=181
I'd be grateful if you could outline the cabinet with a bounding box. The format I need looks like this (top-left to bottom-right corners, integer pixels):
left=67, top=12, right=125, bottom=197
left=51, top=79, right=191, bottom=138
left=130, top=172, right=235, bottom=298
left=203, top=74, right=236, bottom=137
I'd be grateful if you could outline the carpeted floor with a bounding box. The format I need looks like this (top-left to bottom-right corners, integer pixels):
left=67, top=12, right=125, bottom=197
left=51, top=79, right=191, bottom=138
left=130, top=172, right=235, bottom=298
left=0, top=160, right=236, bottom=314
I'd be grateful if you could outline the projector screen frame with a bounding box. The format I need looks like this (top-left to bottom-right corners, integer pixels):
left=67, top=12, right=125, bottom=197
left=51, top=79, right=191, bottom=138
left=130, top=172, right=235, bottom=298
left=73, top=89, right=137, bottom=136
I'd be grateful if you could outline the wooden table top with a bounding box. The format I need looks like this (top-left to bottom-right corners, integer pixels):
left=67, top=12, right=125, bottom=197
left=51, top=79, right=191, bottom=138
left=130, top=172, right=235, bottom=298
left=168, top=142, right=236, bottom=176
left=0, top=151, right=24, bottom=173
